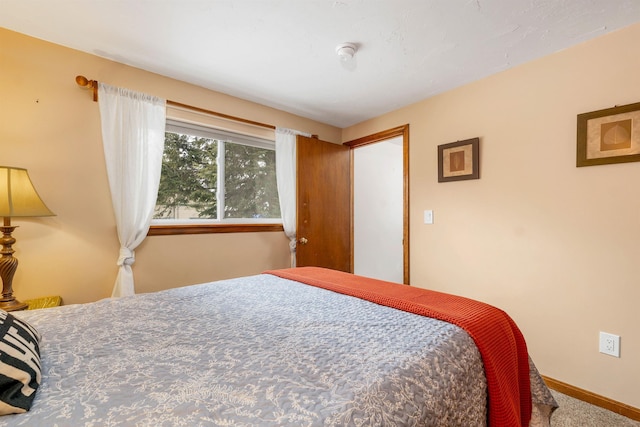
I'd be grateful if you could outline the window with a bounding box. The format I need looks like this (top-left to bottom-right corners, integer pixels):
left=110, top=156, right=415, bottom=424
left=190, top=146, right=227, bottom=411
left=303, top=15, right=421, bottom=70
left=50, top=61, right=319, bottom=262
left=150, top=119, right=282, bottom=234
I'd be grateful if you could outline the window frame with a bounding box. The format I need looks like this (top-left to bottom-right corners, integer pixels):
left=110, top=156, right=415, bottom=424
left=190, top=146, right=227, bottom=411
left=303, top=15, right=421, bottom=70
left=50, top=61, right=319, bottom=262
left=147, top=222, right=283, bottom=236
left=148, top=119, right=283, bottom=236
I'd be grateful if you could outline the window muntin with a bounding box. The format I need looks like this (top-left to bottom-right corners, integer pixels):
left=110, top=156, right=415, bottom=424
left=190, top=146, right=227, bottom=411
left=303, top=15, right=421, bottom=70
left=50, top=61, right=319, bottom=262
left=152, top=120, right=281, bottom=225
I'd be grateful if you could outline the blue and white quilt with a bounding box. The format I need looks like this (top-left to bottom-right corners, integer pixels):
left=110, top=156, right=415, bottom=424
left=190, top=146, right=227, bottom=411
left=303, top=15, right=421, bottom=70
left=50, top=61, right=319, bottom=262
left=3, top=274, right=556, bottom=426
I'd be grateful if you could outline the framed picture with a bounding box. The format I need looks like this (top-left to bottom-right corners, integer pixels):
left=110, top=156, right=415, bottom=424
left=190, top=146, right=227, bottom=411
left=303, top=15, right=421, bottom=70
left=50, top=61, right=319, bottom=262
left=438, top=137, right=480, bottom=182
left=576, top=101, right=640, bottom=167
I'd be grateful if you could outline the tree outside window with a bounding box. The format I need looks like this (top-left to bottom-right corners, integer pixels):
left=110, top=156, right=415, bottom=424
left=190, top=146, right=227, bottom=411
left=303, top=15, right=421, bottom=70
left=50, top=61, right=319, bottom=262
left=154, top=129, right=280, bottom=221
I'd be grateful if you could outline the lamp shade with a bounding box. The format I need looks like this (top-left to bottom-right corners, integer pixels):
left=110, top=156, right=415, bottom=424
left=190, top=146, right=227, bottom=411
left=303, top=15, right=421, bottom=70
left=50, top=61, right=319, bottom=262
left=0, top=167, right=55, bottom=217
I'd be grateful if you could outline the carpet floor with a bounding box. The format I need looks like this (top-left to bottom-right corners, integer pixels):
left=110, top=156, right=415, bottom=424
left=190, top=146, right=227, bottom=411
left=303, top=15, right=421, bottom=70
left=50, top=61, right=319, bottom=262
left=550, top=390, right=640, bottom=426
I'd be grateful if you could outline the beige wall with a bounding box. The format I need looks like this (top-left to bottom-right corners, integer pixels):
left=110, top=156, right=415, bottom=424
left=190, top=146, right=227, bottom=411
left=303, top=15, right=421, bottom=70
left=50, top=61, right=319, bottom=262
left=344, top=23, right=640, bottom=408
left=1, top=28, right=340, bottom=304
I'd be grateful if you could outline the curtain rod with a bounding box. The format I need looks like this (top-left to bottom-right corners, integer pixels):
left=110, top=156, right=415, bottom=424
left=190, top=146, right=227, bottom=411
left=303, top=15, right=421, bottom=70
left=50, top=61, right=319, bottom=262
left=75, top=75, right=276, bottom=131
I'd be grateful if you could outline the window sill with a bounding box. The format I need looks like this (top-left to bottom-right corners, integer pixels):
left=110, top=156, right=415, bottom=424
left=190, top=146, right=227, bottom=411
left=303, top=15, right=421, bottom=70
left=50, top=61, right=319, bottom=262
left=148, top=223, right=284, bottom=236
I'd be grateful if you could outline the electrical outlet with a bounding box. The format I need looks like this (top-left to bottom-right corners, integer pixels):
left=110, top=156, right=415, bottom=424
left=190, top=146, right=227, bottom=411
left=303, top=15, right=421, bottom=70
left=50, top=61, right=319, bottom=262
left=599, top=332, right=620, bottom=357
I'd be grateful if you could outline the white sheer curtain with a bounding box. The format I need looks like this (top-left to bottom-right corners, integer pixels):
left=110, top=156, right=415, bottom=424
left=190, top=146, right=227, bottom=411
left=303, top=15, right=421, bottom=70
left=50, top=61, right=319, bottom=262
left=275, top=127, right=310, bottom=267
left=98, top=83, right=166, bottom=297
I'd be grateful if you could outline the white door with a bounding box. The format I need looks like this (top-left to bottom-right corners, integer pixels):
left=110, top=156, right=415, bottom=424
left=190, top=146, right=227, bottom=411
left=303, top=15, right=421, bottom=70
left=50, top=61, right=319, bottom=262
left=353, top=136, right=404, bottom=283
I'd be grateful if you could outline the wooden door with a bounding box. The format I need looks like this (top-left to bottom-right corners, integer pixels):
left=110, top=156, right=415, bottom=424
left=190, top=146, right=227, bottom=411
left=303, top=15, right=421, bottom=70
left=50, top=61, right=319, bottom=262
left=296, top=135, right=351, bottom=272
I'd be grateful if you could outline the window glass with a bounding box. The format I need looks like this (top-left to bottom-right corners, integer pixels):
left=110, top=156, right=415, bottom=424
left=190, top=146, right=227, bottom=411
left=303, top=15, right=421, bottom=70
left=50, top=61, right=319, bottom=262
left=153, top=120, right=281, bottom=224
left=224, top=142, right=280, bottom=219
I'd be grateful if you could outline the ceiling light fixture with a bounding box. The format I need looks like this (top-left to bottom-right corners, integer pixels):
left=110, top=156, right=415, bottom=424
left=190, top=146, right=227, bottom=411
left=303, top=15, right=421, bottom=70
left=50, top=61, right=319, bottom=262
left=335, top=43, right=357, bottom=61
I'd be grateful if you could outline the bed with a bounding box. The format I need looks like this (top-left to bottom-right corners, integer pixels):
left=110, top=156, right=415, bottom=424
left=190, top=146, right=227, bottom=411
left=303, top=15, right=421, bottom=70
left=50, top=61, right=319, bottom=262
left=1, top=267, right=557, bottom=426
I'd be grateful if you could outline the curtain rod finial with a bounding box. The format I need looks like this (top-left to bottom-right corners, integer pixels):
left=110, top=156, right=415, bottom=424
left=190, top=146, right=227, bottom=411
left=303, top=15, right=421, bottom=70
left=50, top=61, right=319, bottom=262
left=75, top=75, right=93, bottom=87
left=75, top=75, right=98, bottom=101
left=75, top=75, right=88, bottom=86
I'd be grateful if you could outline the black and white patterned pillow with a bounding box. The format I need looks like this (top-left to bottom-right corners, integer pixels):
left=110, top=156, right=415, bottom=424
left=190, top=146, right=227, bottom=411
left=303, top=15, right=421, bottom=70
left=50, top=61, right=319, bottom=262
left=0, top=310, right=41, bottom=415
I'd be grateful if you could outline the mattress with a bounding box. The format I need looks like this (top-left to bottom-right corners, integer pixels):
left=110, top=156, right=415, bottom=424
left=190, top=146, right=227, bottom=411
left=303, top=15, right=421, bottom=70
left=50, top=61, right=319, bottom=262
left=3, top=269, right=557, bottom=426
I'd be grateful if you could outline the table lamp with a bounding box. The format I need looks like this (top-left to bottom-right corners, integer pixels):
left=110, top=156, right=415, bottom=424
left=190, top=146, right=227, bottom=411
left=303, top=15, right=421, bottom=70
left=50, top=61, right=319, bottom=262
left=0, top=167, right=55, bottom=311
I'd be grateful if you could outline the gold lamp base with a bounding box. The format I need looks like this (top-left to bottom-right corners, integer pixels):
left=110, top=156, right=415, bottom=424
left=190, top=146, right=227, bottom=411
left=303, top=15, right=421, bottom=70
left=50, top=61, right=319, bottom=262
left=0, top=220, right=28, bottom=312
left=0, top=297, right=28, bottom=312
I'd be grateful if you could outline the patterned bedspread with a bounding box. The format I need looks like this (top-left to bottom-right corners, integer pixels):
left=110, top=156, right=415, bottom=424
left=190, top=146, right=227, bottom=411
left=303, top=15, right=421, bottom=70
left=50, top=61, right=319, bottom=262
left=3, top=273, right=556, bottom=426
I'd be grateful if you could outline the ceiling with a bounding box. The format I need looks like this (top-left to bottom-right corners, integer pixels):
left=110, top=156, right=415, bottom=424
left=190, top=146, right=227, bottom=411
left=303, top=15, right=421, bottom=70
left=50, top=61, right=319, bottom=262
left=2, top=1, right=640, bottom=128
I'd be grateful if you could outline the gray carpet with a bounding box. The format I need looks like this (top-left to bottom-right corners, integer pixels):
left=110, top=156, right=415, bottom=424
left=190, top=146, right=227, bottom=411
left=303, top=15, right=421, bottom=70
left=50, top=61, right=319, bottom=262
left=550, top=390, right=640, bottom=426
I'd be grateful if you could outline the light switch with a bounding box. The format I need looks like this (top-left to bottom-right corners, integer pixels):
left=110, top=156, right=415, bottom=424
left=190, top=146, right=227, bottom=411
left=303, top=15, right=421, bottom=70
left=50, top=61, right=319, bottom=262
left=424, top=210, right=434, bottom=224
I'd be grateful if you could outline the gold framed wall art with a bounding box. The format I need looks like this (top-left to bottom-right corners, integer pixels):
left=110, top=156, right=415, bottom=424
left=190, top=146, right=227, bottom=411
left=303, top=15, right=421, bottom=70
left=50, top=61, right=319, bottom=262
left=438, top=137, right=480, bottom=182
left=576, top=101, right=640, bottom=167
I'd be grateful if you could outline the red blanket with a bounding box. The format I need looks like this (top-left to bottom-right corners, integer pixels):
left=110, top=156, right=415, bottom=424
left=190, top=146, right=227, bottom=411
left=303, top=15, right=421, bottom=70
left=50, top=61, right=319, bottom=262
left=265, top=267, right=531, bottom=427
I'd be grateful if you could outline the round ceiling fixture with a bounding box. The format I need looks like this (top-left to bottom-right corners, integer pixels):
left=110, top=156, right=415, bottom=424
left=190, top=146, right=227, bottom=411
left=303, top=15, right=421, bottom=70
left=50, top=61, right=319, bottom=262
left=335, top=43, right=357, bottom=61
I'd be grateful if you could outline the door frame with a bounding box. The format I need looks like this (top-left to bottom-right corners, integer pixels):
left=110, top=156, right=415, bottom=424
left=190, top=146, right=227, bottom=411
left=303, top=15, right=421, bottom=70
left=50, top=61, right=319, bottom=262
left=344, top=124, right=410, bottom=284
